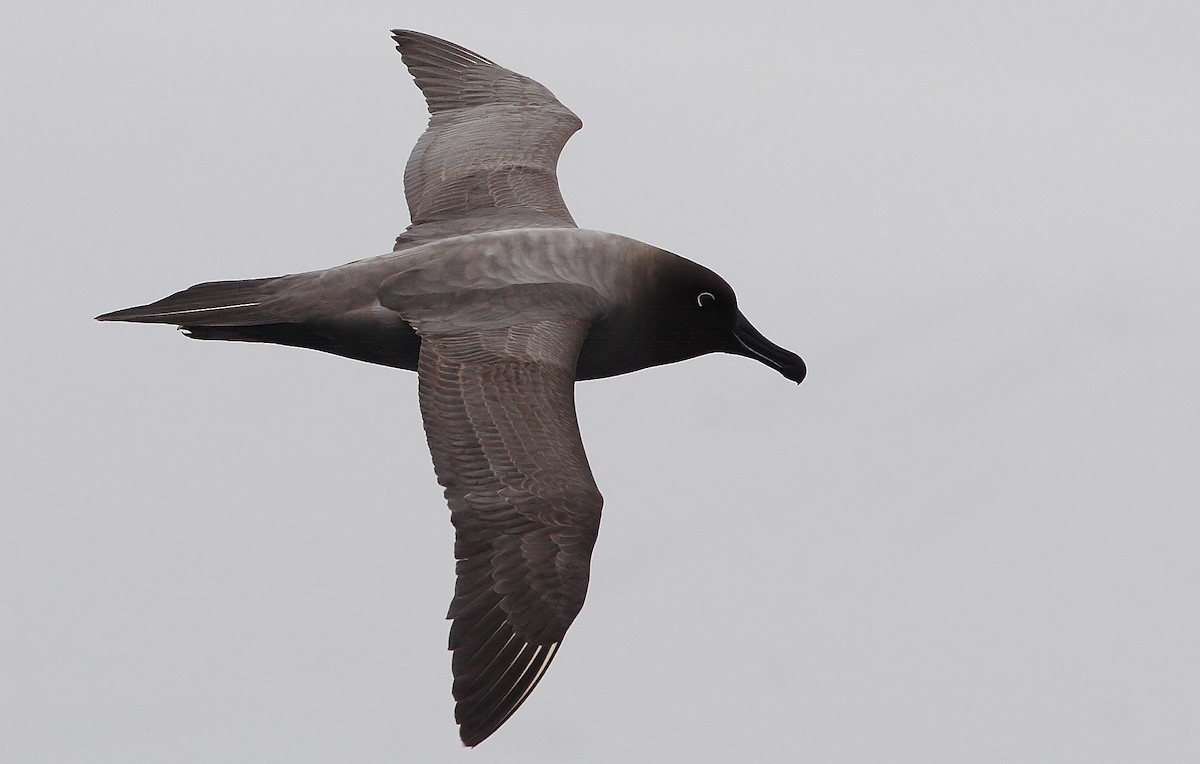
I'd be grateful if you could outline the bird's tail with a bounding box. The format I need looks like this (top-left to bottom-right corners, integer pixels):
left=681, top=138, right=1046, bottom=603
left=95, top=277, right=283, bottom=327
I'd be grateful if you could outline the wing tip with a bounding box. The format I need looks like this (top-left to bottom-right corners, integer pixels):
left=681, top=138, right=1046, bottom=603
left=456, top=641, right=561, bottom=747
left=389, top=29, right=493, bottom=64
left=389, top=28, right=415, bottom=48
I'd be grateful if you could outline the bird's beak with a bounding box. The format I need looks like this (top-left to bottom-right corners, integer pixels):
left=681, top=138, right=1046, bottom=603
left=730, top=312, right=806, bottom=384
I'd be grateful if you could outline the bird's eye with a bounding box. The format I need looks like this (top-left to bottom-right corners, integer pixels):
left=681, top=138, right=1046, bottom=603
left=696, top=291, right=715, bottom=308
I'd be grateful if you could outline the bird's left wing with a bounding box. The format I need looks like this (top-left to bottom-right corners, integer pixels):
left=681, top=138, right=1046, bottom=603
left=391, top=30, right=583, bottom=250
left=379, top=275, right=606, bottom=746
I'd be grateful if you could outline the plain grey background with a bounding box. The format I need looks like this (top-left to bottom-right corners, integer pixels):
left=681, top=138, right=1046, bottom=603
left=3, top=2, right=1198, bottom=762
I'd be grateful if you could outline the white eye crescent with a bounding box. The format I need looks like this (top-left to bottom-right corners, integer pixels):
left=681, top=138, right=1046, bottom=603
left=696, top=291, right=715, bottom=307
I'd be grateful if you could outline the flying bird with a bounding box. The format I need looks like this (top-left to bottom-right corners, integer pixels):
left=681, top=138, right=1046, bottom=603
left=98, top=30, right=806, bottom=746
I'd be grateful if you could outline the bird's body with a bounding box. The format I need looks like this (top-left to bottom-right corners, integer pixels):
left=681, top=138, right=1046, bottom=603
left=98, top=30, right=805, bottom=746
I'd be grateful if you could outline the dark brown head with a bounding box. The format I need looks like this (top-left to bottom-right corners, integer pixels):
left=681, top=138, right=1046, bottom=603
left=637, top=254, right=807, bottom=383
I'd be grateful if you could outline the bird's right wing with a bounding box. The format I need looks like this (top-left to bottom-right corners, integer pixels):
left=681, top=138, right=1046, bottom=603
left=380, top=275, right=606, bottom=746
left=391, top=30, right=583, bottom=250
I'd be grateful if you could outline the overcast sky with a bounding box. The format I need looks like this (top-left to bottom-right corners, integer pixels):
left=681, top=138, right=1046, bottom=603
left=3, top=2, right=1198, bottom=762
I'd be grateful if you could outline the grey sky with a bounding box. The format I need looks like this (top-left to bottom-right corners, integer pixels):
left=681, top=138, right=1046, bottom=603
left=3, top=2, right=1198, bottom=761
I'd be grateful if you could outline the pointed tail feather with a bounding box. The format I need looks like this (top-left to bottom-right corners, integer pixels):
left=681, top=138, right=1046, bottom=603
left=96, top=277, right=282, bottom=326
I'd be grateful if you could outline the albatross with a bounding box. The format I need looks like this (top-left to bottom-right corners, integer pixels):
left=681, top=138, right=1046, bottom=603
left=98, top=30, right=806, bottom=746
